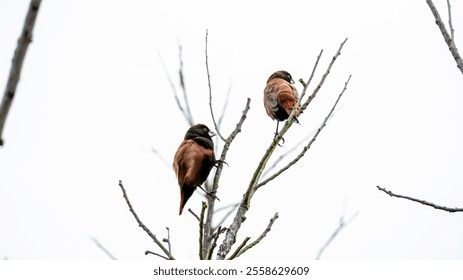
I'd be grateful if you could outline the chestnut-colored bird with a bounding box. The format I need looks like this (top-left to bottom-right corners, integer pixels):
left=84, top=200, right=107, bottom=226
left=263, top=70, right=301, bottom=137
left=173, top=124, right=216, bottom=215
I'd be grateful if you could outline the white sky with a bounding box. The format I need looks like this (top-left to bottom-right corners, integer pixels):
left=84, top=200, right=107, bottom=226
left=0, top=0, right=462, bottom=260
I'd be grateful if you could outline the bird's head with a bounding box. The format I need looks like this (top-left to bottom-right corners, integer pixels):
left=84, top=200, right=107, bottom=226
left=184, top=124, right=215, bottom=140
left=268, top=70, right=294, bottom=84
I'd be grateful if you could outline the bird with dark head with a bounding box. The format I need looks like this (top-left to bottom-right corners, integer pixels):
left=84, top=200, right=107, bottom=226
left=263, top=70, right=301, bottom=138
left=173, top=124, right=216, bottom=215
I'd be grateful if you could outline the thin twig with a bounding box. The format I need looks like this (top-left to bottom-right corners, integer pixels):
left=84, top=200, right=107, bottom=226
left=188, top=208, right=200, bottom=222
left=157, top=50, right=194, bottom=125
left=199, top=201, right=207, bottom=260
left=0, top=0, right=42, bottom=146
left=118, top=180, right=175, bottom=260
left=205, top=29, right=226, bottom=141
left=257, top=74, right=352, bottom=189
left=178, top=43, right=194, bottom=123
left=207, top=226, right=226, bottom=260
left=90, top=236, right=117, bottom=260
left=232, top=212, right=279, bottom=259
left=145, top=250, right=169, bottom=260
left=446, top=0, right=455, bottom=41
left=316, top=211, right=359, bottom=260
left=376, top=186, right=463, bottom=213
left=426, top=0, right=463, bottom=74
left=162, top=227, right=172, bottom=254
left=227, top=237, right=250, bottom=260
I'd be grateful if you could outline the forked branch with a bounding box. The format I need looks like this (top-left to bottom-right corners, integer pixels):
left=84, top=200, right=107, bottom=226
left=376, top=185, right=463, bottom=213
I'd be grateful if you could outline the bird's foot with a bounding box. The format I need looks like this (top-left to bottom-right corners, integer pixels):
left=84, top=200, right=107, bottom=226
left=274, top=132, right=285, bottom=147
left=199, top=186, right=221, bottom=201
left=214, top=159, right=228, bottom=167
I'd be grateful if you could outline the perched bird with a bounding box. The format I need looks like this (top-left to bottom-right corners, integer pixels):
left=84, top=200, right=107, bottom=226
left=263, top=70, right=301, bottom=138
left=173, top=124, right=216, bottom=215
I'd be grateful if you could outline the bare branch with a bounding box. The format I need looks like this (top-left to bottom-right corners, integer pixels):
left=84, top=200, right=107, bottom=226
left=316, top=211, right=359, bottom=260
left=188, top=208, right=200, bottom=222
left=257, top=74, right=352, bottom=189
left=117, top=180, right=175, bottom=260
left=0, top=0, right=42, bottom=146
left=205, top=29, right=226, bottom=141
left=446, top=0, right=455, bottom=41
left=90, top=236, right=117, bottom=260
left=227, top=237, right=250, bottom=260
left=199, top=201, right=207, bottom=260
left=426, top=0, right=463, bottom=74
left=217, top=40, right=349, bottom=260
left=376, top=185, right=463, bottom=213
left=232, top=212, right=279, bottom=259
left=162, top=227, right=172, bottom=254
left=204, top=98, right=251, bottom=259
left=145, top=250, right=169, bottom=260
left=207, top=226, right=226, bottom=260
left=178, top=43, right=194, bottom=124
left=157, top=49, right=194, bottom=126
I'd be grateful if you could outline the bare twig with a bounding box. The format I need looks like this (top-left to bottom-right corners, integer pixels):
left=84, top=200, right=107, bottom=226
left=178, top=43, right=194, bottom=123
left=203, top=98, right=251, bottom=259
left=426, top=0, right=463, bottom=74
left=216, top=40, right=348, bottom=260
left=199, top=201, right=207, bottom=260
left=188, top=208, right=200, bottom=222
left=376, top=185, right=463, bottom=213
left=0, top=0, right=42, bottom=146
left=157, top=48, right=194, bottom=126
left=162, top=227, right=172, bottom=254
left=205, top=29, right=226, bottom=141
left=90, top=236, right=117, bottom=260
left=446, top=0, right=455, bottom=41
left=117, top=180, right=175, bottom=260
left=145, top=250, right=169, bottom=260
left=231, top=212, right=279, bottom=259
left=257, top=74, right=352, bottom=189
left=207, top=226, right=226, bottom=260
left=316, top=211, right=359, bottom=260
left=227, top=237, right=250, bottom=260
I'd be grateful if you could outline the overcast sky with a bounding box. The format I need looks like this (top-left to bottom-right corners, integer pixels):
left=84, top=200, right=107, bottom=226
left=0, top=0, right=462, bottom=260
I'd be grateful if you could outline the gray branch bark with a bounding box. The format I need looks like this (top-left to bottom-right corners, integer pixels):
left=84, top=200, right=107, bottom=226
left=0, top=0, right=42, bottom=146
left=426, top=0, right=463, bottom=75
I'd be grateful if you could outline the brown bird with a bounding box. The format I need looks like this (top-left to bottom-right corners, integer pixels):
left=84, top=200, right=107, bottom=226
left=173, top=124, right=216, bottom=215
left=263, top=70, right=301, bottom=138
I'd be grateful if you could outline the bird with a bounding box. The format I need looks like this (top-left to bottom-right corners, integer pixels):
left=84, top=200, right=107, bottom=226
left=263, top=70, right=301, bottom=139
left=173, top=124, right=217, bottom=215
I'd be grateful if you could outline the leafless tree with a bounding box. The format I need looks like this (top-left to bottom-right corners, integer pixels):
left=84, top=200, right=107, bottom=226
left=117, top=30, right=352, bottom=260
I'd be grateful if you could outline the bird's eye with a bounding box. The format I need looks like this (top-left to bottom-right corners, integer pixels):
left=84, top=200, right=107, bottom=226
left=287, top=74, right=292, bottom=81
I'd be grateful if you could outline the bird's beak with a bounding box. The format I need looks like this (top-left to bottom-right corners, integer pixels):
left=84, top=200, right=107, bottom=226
left=209, top=131, right=216, bottom=137
left=290, top=78, right=295, bottom=84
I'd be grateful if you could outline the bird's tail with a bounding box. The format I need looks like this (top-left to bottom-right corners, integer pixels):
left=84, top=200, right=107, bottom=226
left=179, top=185, right=195, bottom=215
